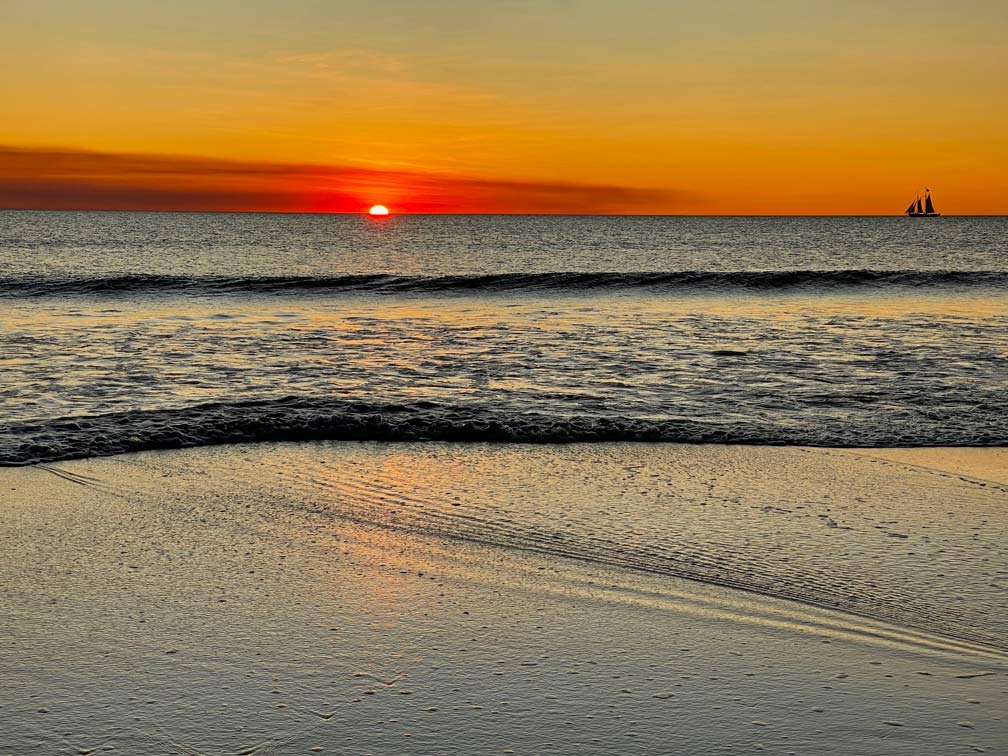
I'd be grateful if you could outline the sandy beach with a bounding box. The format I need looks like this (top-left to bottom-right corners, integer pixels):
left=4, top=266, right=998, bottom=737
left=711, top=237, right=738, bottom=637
left=2, top=443, right=1004, bottom=755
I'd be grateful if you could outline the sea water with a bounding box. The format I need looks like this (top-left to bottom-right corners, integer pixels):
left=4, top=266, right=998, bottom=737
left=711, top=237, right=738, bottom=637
left=1, top=211, right=1006, bottom=463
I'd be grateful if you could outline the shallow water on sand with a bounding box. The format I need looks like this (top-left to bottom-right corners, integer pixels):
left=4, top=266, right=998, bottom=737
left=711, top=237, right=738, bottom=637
left=161, top=442, right=1008, bottom=650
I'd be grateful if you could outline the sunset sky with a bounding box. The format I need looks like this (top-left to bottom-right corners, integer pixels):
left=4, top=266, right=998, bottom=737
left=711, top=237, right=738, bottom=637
left=2, top=1, right=1006, bottom=214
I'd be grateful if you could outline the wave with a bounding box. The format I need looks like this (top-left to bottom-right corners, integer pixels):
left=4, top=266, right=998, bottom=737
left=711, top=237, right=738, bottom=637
left=2, top=396, right=1005, bottom=466
left=2, top=269, right=1007, bottom=297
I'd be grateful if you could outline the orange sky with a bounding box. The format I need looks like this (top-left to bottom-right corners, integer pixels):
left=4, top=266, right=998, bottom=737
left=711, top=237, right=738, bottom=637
left=2, top=1, right=1006, bottom=214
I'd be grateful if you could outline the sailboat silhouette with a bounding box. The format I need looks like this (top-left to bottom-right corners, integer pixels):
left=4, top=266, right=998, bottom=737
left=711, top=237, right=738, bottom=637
left=905, top=188, right=941, bottom=217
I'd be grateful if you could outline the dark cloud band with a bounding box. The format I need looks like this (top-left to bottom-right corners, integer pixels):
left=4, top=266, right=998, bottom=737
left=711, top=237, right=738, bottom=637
left=0, top=146, right=695, bottom=214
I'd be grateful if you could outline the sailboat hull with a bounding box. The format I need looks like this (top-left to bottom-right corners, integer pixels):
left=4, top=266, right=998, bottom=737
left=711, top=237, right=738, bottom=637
left=907, top=213, right=941, bottom=218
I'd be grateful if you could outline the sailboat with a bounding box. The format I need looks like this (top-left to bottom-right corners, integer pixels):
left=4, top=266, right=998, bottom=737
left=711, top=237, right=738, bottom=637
left=905, top=188, right=941, bottom=217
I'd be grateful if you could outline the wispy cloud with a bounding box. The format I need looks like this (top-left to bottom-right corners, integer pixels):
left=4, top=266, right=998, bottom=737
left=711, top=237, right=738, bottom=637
left=0, top=145, right=697, bottom=214
left=280, top=48, right=407, bottom=77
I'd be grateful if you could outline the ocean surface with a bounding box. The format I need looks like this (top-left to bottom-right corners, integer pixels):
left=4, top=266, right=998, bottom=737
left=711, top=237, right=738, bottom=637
left=1, top=211, right=1007, bottom=464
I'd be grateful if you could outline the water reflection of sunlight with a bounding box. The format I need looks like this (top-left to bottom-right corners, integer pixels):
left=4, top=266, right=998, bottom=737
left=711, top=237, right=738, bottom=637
left=6, top=291, right=1007, bottom=446
left=243, top=442, right=1008, bottom=660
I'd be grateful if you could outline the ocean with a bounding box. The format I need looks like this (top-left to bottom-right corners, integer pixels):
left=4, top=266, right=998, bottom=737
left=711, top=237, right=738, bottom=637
left=1, top=211, right=1006, bottom=463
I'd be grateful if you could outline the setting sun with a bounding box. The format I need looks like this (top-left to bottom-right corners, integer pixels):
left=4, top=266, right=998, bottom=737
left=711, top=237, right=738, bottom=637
left=368, top=205, right=389, bottom=216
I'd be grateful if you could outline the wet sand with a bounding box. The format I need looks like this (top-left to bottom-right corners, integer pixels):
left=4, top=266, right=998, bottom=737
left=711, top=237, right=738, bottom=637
left=1, top=444, right=1005, bottom=755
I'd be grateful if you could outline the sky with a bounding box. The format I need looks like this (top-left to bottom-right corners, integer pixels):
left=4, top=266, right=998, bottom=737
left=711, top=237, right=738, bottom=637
left=2, top=0, right=1006, bottom=214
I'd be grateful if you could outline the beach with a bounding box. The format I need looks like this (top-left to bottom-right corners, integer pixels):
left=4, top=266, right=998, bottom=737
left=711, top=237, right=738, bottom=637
left=2, top=442, right=1004, bottom=755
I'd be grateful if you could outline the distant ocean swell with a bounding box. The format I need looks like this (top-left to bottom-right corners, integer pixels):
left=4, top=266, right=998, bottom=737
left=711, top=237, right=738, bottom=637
left=3, top=269, right=1007, bottom=297
left=3, top=396, right=1006, bottom=466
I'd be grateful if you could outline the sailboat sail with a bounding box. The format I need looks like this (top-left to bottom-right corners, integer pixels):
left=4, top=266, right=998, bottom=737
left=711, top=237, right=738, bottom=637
left=904, top=189, right=940, bottom=216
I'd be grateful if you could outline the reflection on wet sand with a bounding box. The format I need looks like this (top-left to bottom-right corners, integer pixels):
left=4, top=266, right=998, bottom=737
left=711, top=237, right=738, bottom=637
left=219, top=442, right=1008, bottom=650
left=2, top=443, right=1005, bottom=755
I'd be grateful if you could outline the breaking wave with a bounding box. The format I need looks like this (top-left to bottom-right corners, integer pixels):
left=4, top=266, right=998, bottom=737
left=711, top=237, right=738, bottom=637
left=3, top=396, right=1006, bottom=466
left=2, top=269, right=1007, bottom=297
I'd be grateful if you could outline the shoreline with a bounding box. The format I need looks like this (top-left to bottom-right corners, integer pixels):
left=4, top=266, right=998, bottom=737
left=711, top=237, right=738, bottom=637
left=5, top=423, right=1008, bottom=468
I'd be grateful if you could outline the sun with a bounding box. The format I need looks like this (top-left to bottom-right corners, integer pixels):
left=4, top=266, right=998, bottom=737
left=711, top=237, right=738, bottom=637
left=368, top=205, right=390, bottom=216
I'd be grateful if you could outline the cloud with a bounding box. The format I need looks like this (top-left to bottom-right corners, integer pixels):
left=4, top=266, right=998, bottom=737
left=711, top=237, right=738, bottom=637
left=280, top=49, right=407, bottom=77
left=0, top=145, right=697, bottom=214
